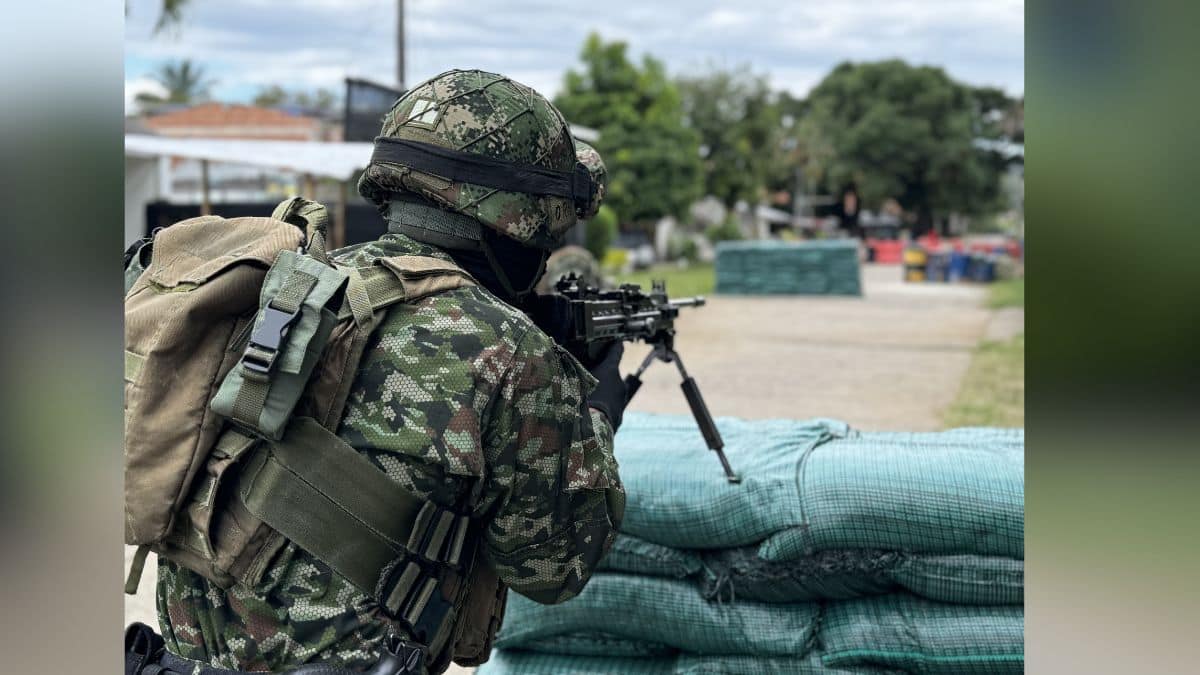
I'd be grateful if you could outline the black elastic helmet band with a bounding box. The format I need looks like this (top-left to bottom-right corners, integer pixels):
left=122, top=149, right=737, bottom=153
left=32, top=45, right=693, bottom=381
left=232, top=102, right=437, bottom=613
left=371, top=137, right=595, bottom=217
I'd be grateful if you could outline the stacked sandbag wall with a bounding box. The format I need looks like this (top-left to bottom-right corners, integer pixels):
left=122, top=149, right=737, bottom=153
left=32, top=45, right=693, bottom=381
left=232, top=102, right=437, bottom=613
left=716, top=240, right=862, bottom=295
left=478, top=414, right=1024, bottom=674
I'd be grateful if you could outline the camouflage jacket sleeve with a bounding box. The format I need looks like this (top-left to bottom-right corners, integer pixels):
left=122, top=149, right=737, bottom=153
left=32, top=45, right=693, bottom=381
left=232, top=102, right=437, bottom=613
left=481, top=326, right=625, bottom=605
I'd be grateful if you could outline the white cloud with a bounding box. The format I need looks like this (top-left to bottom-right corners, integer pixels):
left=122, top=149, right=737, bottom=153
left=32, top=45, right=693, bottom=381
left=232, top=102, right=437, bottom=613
left=124, top=0, right=1024, bottom=102
left=701, top=9, right=753, bottom=30
left=125, top=77, right=166, bottom=115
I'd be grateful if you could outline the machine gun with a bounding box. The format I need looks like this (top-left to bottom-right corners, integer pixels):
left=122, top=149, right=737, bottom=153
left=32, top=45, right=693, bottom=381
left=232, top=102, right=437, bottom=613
left=547, top=274, right=740, bottom=483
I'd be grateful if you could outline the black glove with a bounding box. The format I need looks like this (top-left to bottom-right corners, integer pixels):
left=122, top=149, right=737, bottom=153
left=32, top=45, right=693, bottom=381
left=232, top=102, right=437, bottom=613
left=525, top=293, right=627, bottom=429
left=586, top=340, right=627, bottom=431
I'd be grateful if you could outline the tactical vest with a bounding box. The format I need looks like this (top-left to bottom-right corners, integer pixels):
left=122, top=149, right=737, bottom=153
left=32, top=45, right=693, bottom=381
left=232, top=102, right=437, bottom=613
left=124, top=199, right=506, bottom=672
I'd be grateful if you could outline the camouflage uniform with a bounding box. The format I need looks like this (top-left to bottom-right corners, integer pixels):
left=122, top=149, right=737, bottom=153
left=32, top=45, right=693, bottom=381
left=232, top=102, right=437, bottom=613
left=156, top=233, right=622, bottom=670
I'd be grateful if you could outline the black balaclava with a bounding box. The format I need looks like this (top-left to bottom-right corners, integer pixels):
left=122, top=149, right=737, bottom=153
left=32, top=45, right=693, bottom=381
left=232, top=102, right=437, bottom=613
left=383, top=196, right=549, bottom=305
left=446, top=230, right=548, bottom=305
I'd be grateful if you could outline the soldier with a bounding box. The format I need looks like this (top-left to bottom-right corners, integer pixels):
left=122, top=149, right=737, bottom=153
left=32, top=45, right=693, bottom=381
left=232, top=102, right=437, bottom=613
left=143, top=70, right=627, bottom=674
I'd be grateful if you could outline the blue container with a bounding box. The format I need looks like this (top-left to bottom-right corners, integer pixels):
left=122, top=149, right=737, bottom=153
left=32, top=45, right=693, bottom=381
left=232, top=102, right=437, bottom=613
left=925, top=252, right=951, bottom=282
left=966, top=255, right=996, bottom=282
left=948, top=252, right=970, bottom=282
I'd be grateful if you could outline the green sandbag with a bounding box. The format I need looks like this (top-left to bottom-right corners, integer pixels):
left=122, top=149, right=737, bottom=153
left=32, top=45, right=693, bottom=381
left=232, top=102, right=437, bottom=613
left=478, top=650, right=676, bottom=675
left=613, top=414, right=1024, bottom=560
left=478, top=650, right=902, bottom=675
left=699, top=546, right=901, bottom=601
left=820, top=595, right=1024, bottom=674
left=700, top=545, right=1023, bottom=605
left=891, top=554, right=1023, bottom=605
left=599, top=534, right=704, bottom=579
left=760, top=428, right=1025, bottom=561
left=495, top=572, right=821, bottom=656
left=615, top=414, right=847, bottom=551
left=601, top=535, right=1022, bottom=605
left=673, top=653, right=901, bottom=674
left=519, top=632, right=676, bottom=658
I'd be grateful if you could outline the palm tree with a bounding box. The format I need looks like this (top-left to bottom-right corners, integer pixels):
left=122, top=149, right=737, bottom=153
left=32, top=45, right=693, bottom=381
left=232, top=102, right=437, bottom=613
left=137, top=59, right=214, bottom=105
left=125, top=0, right=191, bottom=33
left=154, top=0, right=190, bottom=33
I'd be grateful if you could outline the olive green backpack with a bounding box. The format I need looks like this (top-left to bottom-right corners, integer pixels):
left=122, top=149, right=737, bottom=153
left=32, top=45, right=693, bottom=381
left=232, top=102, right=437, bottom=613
left=124, top=199, right=506, bottom=669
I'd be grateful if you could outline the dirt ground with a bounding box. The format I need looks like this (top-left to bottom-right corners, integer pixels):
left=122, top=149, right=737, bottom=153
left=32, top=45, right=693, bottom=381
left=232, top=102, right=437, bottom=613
left=621, top=264, right=993, bottom=430
left=125, top=264, right=1008, bottom=672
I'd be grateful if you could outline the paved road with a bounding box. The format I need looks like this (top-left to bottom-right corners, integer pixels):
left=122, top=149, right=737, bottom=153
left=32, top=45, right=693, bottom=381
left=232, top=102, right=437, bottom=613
left=126, top=264, right=999, bottom=672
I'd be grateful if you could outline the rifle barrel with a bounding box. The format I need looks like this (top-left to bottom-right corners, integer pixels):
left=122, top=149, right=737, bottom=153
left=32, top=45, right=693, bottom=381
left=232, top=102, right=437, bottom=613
left=669, top=296, right=706, bottom=308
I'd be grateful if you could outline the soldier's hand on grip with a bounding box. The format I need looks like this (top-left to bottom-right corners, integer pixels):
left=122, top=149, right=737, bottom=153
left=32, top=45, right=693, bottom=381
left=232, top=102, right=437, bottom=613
left=585, top=340, right=627, bottom=431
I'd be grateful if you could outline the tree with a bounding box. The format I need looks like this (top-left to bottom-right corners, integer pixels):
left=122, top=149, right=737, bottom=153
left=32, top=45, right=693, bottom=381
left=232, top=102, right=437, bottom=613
left=677, top=66, right=782, bottom=209
left=254, top=86, right=341, bottom=115
left=252, top=85, right=289, bottom=107
left=585, top=205, right=618, bottom=260
left=137, top=59, right=213, bottom=105
left=295, top=88, right=339, bottom=115
left=800, top=60, right=1006, bottom=231
left=554, top=34, right=702, bottom=225
left=125, top=0, right=191, bottom=33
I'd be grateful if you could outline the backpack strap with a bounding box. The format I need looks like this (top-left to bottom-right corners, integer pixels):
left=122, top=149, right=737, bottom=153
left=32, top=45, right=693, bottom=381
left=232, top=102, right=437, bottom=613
left=313, top=254, right=475, bottom=428
left=346, top=254, right=478, bottom=316
left=273, top=197, right=332, bottom=265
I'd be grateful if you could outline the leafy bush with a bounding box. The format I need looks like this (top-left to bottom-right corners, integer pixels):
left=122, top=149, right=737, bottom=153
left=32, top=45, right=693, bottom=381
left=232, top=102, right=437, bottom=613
left=601, top=247, right=629, bottom=272
left=586, top=205, right=619, bottom=260
left=668, top=234, right=700, bottom=263
left=706, top=217, right=744, bottom=243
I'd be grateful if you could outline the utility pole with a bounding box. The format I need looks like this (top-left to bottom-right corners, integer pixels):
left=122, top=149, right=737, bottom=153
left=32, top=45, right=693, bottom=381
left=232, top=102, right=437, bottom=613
left=396, top=0, right=405, bottom=89
left=791, top=165, right=804, bottom=231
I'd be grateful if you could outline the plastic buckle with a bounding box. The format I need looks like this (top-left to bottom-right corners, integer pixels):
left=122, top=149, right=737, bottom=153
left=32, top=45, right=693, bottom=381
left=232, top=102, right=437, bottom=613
left=369, top=635, right=425, bottom=674
left=241, top=304, right=300, bottom=376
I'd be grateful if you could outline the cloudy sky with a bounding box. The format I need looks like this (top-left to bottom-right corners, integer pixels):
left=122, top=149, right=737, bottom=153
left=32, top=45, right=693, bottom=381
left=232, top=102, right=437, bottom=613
left=125, top=0, right=1023, bottom=109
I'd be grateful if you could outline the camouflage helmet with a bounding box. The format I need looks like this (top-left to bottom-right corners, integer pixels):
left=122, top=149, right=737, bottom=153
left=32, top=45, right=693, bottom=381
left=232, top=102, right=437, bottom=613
left=358, top=69, right=599, bottom=249
left=573, top=141, right=607, bottom=221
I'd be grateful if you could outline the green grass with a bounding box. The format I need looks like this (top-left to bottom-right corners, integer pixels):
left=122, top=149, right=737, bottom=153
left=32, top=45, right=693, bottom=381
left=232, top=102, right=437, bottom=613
left=614, top=263, right=715, bottom=297
left=988, top=278, right=1024, bottom=308
left=943, top=333, right=1025, bottom=428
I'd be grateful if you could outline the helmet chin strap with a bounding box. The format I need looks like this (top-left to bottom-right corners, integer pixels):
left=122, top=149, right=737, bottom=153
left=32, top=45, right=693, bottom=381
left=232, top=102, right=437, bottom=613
left=478, top=234, right=548, bottom=301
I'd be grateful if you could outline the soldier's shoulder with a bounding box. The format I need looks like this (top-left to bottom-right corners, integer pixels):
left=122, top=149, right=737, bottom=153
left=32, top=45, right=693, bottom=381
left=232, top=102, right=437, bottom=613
left=374, top=282, right=555, bottom=362
left=432, top=284, right=541, bottom=340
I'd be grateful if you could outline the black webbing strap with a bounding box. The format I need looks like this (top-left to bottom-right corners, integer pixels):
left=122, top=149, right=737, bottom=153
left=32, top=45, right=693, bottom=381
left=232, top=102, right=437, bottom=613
left=235, top=415, right=472, bottom=642
left=371, top=137, right=594, bottom=215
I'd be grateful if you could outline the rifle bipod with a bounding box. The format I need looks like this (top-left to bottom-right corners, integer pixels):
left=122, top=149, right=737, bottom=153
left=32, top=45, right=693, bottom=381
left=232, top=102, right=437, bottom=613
left=623, top=342, right=741, bottom=484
